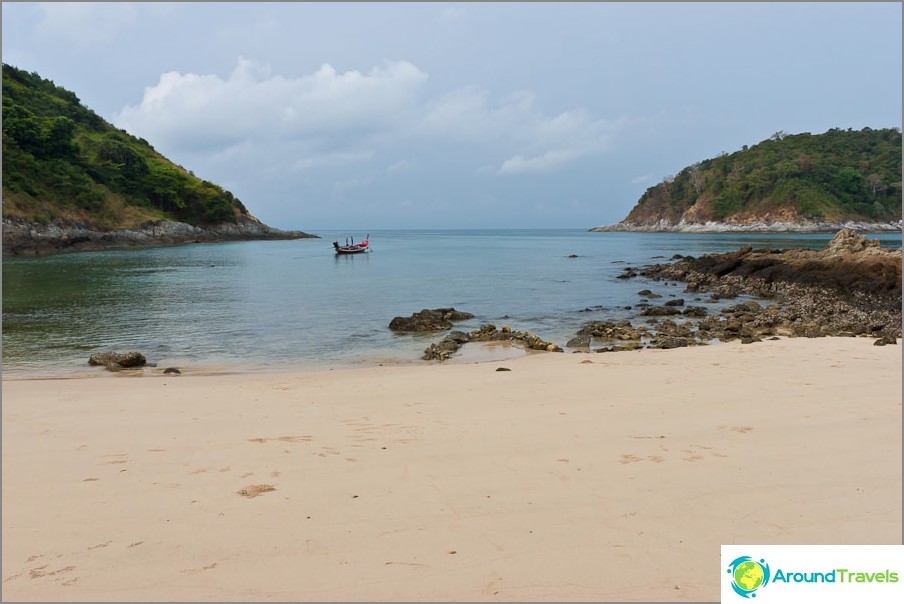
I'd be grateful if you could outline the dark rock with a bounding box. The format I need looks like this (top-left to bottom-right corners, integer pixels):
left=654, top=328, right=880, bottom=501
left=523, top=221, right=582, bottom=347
left=640, top=306, right=681, bottom=316
left=683, top=306, right=708, bottom=317
left=496, top=367, right=512, bottom=372
left=390, top=308, right=474, bottom=332
left=664, top=299, right=685, bottom=307
left=163, top=367, right=182, bottom=375
left=874, top=336, right=897, bottom=346
left=88, top=351, right=147, bottom=371
left=637, top=289, right=662, bottom=298
left=567, top=254, right=579, bottom=258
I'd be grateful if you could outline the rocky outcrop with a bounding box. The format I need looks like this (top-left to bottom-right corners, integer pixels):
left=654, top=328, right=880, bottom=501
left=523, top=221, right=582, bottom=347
left=592, top=219, right=902, bottom=233
left=389, top=308, right=475, bottom=332
left=582, top=230, right=901, bottom=353
left=2, top=216, right=318, bottom=256
left=423, top=324, right=563, bottom=361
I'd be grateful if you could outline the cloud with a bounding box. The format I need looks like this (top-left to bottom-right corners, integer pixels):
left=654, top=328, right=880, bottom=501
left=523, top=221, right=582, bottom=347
left=113, top=57, right=624, bottom=203
left=421, top=88, right=621, bottom=174
left=630, top=173, right=654, bottom=184
left=114, top=57, right=428, bottom=151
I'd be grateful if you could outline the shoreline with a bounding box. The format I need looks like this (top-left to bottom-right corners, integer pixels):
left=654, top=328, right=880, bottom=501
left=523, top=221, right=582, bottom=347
left=590, top=220, right=902, bottom=233
left=3, top=337, right=901, bottom=601
left=1, top=217, right=319, bottom=257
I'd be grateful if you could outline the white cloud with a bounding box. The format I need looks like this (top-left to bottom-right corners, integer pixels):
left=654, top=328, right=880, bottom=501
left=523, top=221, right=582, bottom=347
left=630, top=173, right=654, bottom=184
left=113, top=57, right=624, bottom=193
left=114, top=57, right=428, bottom=151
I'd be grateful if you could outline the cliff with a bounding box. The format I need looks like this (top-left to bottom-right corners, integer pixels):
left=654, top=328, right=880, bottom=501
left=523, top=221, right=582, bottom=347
left=593, top=128, right=902, bottom=233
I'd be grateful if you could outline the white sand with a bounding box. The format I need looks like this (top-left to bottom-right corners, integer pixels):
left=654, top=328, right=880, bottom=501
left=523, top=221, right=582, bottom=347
left=2, top=337, right=901, bottom=601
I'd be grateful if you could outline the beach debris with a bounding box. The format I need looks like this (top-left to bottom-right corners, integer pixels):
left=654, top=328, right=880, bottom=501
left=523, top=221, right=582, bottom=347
left=236, top=484, right=276, bottom=498
left=163, top=367, right=181, bottom=375
left=88, top=351, right=147, bottom=371
left=389, top=308, right=474, bottom=332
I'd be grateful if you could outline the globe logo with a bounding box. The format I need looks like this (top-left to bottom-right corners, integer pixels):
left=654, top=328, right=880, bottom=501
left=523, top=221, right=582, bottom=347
left=726, top=556, right=771, bottom=598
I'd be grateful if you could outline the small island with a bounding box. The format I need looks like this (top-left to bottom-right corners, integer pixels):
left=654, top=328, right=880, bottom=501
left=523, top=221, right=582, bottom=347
left=593, top=127, right=902, bottom=233
left=2, top=64, right=316, bottom=255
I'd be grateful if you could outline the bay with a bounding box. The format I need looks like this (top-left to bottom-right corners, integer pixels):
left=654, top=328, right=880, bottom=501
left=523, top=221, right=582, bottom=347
left=2, top=229, right=900, bottom=376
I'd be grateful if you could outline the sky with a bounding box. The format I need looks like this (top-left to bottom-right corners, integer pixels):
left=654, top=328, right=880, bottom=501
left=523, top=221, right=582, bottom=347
left=2, top=2, right=902, bottom=231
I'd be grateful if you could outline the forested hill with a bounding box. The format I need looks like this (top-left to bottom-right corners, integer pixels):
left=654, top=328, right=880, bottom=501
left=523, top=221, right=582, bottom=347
left=2, top=63, right=311, bottom=244
left=596, top=128, right=902, bottom=232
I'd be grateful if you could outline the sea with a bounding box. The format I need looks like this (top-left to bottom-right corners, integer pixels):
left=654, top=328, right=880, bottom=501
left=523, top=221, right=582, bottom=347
left=2, top=229, right=901, bottom=377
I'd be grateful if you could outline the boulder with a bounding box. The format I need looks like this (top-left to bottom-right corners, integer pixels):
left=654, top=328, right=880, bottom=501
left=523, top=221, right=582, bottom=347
left=88, top=351, right=147, bottom=371
left=390, top=308, right=474, bottom=331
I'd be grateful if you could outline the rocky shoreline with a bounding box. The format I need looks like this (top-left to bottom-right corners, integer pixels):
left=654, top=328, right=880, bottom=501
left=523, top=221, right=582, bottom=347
left=579, top=229, right=901, bottom=352
left=591, top=219, right=902, bottom=233
left=2, top=216, right=318, bottom=256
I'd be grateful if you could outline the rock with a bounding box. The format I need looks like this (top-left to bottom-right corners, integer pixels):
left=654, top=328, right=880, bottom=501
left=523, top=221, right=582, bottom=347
left=683, top=306, right=708, bottom=317
left=163, top=367, right=182, bottom=375
left=637, top=289, right=662, bottom=298
left=664, top=299, right=685, bottom=307
left=567, top=254, right=579, bottom=258
left=567, top=335, right=591, bottom=349
left=639, top=306, right=681, bottom=316
left=389, top=308, right=474, bottom=331
left=874, top=336, right=897, bottom=346
left=496, top=367, right=512, bottom=372
left=88, top=351, right=147, bottom=371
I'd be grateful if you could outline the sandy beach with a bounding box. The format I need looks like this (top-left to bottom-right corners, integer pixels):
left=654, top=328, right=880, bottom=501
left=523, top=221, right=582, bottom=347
left=2, top=337, right=901, bottom=602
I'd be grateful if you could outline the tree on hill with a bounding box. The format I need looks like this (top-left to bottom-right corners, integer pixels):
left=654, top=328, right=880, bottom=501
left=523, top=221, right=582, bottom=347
left=2, top=63, right=249, bottom=229
left=624, top=127, right=902, bottom=224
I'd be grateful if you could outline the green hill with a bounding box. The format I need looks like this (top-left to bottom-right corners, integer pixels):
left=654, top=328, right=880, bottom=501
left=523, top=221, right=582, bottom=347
left=601, top=127, right=902, bottom=230
left=2, top=63, right=256, bottom=230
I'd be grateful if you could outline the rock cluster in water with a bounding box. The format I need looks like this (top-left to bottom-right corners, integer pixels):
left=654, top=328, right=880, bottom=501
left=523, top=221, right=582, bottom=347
left=388, top=308, right=475, bottom=332
left=584, top=229, right=901, bottom=352
left=423, top=324, right=564, bottom=361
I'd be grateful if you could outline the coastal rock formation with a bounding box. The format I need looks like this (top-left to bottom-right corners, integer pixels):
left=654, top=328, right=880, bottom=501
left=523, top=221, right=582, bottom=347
left=389, top=308, right=475, bottom=332
left=583, top=230, right=901, bottom=353
left=423, top=324, right=563, bottom=361
left=88, top=351, right=147, bottom=371
left=2, top=216, right=317, bottom=256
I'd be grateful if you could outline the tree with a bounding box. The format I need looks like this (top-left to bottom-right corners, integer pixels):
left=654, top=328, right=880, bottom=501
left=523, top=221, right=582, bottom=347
left=867, top=173, right=883, bottom=197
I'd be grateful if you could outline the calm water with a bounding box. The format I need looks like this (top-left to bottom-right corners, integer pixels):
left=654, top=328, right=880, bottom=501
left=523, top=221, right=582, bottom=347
left=2, top=230, right=900, bottom=376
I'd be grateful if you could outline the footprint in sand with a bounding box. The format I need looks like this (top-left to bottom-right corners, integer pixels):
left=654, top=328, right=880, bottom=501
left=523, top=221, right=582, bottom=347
left=720, top=426, right=754, bottom=433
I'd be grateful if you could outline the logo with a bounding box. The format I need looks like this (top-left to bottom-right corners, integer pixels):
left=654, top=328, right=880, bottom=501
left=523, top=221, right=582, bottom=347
left=727, top=556, right=771, bottom=598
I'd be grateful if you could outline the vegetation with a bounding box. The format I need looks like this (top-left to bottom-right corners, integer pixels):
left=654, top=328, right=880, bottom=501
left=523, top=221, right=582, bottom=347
left=2, top=63, right=250, bottom=229
left=625, top=128, right=902, bottom=223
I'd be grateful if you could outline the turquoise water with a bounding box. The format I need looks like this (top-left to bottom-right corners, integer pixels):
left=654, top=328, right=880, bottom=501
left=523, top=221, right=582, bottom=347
left=2, top=230, right=900, bottom=376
